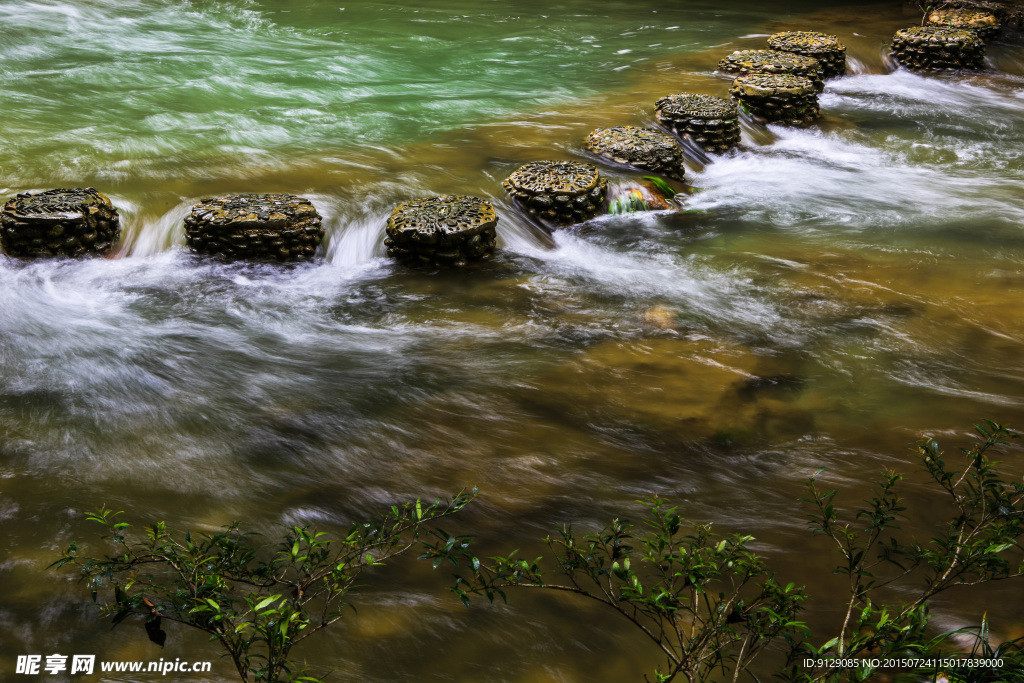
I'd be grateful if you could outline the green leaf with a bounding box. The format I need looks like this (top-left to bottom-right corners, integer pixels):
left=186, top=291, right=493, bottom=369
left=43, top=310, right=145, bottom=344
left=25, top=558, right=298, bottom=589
left=641, top=176, right=678, bottom=198
left=253, top=595, right=279, bottom=612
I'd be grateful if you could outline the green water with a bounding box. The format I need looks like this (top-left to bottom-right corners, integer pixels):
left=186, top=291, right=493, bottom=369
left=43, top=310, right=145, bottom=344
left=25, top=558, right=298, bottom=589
left=0, top=0, right=820, bottom=187
left=2, top=0, right=1024, bottom=681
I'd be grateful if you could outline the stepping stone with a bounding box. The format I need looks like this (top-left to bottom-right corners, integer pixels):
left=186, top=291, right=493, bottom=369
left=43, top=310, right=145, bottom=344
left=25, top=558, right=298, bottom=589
left=584, top=126, right=686, bottom=180
left=719, top=49, right=826, bottom=92
left=1, top=187, right=120, bottom=257
left=654, top=93, right=741, bottom=154
left=767, top=31, right=847, bottom=79
left=927, top=9, right=1000, bottom=42
left=385, top=195, right=497, bottom=267
left=184, top=193, right=323, bottom=261
left=503, top=160, right=607, bottom=226
left=730, top=73, right=820, bottom=127
left=890, top=26, right=985, bottom=71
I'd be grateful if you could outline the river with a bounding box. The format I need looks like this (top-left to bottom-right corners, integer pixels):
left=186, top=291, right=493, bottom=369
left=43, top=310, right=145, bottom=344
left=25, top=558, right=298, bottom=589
left=1, top=0, right=1023, bottom=680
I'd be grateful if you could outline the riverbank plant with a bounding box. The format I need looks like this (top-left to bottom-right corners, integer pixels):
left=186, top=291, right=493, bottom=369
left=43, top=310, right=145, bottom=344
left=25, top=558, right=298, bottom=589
left=426, top=422, right=1024, bottom=682
left=51, top=491, right=476, bottom=683
left=54, top=422, right=1024, bottom=681
left=782, top=421, right=1024, bottom=681
left=425, top=496, right=807, bottom=682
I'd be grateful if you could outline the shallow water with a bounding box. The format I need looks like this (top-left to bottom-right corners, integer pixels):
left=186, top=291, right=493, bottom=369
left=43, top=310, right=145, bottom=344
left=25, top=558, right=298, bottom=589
left=2, top=0, right=1024, bottom=680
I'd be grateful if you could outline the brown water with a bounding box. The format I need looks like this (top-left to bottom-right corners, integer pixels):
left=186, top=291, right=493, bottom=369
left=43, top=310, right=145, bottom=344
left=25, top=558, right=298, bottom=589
left=1, top=0, right=1024, bottom=680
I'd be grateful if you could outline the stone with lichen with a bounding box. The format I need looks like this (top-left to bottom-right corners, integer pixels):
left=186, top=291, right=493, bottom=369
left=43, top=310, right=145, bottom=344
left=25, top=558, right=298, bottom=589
left=1, top=187, right=120, bottom=257
left=890, top=26, right=985, bottom=72
left=385, top=195, right=497, bottom=268
left=927, top=8, right=1001, bottom=42
left=729, top=73, right=820, bottom=127
left=584, top=126, right=686, bottom=180
left=184, top=193, right=323, bottom=261
left=767, top=31, right=847, bottom=79
left=503, top=160, right=607, bottom=226
left=653, top=93, right=741, bottom=154
left=718, top=49, right=825, bottom=92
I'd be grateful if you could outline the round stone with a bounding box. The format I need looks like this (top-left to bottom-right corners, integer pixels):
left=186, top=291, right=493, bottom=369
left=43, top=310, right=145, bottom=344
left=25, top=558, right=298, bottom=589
left=730, top=73, right=818, bottom=98
left=183, top=193, right=323, bottom=261
left=1, top=187, right=121, bottom=257
left=718, top=49, right=826, bottom=92
left=584, top=126, right=686, bottom=180
left=505, top=160, right=601, bottom=196
left=653, top=93, right=741, bottom=154
left=927, top=9, right=1000, bottom=42
left=655, top=93, right=736, bottom=121
left=969, top=1, right=1024, bottom=27
left=384, top=195, right=497, bottom=268
left=890, top=26, right=985, bottom=71
left=502, top=160, right=608, bottom=226
left=729, top=73, right=820, bottom=126
left=767, top=31, right=847, bottom=78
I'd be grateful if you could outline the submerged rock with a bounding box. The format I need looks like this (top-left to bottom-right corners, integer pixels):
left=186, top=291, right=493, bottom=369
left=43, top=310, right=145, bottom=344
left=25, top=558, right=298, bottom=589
left=927, top=8, right=1001, bottom=42
left=639, top=305, right=678, bottom=330
left=890, top=26, right=985, bottom=71
left=767, top=31, right=847, bottom=79
left=718, top=49, right=825, bottom=92
left=729, top=73, right=820, bottom=126
left=503, top=160, right=607, bottom=226
left=653, top=93, right=741, bottom=154
left=1, top=187, right=121, bottom=257
left=384, top=195, right=497, bottom=268
left=584, top=126, right=686, bottom=180
left=526, top=337, right=815, bottom=444
left=184, top=193, right=323, bottom=261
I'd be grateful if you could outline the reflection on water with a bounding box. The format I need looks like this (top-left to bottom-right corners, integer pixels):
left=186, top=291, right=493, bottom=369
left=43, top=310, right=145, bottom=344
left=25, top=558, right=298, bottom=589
left=2, top=0, right=1024, bottom=680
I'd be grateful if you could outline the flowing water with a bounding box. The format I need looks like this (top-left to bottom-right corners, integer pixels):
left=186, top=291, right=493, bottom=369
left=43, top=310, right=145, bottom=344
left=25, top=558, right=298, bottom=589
left=2, top=0, right=1024, bottom=680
